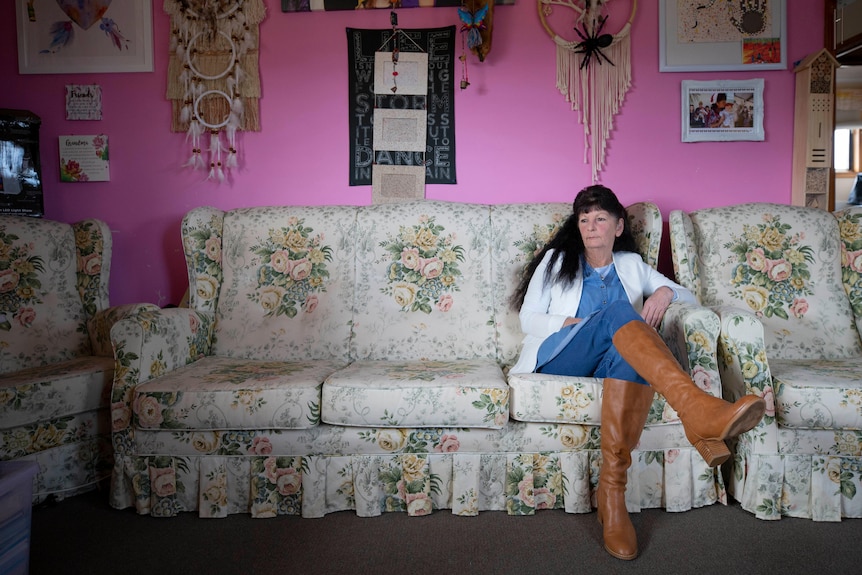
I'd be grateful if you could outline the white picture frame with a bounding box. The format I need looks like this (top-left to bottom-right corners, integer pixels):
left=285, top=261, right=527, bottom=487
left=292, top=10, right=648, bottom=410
left=659, top=0, right=786, bottom=73
left=682, top=79, right=765, bottom=143
left=372, top=165, right=426, bottom=204
left=374, top=52, right=428, bottom=96
left=373, top=109, right=427, bottom=152
left=17, top=0, right=153, bottom=74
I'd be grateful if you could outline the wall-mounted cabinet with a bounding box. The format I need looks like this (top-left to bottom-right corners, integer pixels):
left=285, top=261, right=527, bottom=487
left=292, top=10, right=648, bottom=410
left=832, top=0, right=862, bottom=64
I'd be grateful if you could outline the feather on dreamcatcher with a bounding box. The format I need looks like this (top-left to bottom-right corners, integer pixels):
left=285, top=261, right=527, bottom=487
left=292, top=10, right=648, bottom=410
left=165, top=0, right=265, bottom=182
left=28, top=0, right=128, bottom=53
left=538, top=0, right=636, bottom=183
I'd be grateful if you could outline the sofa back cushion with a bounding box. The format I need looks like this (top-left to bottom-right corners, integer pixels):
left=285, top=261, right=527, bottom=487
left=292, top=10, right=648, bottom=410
left=685, top=203, right=862, bottom=360
left=490, top=202, right=663, bottom=366
left=206, top=206, right=358, bottom=362
left=351, top=201, right=496, bottom=361
left=0, top=216, right=90, bottom=373
left=836, top=206, right=862, bottom=339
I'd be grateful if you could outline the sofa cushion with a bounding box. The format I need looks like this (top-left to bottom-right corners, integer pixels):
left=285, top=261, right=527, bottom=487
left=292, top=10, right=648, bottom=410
left=684, top=203, right=862, bottom=360
left=130, top=356, right=345, bottom=431
left=202, top=206, right=358, bottom=362
left=321, top=359, right=509, bottom=429
left=771, top=357, right=862, bottom=430
left=0, top=217, right=91, bottom=373
left=508, top=372, right=685, bottom=427
left=350, top=201, right=496, bottom=361
left=0, top=356, right=112, bottom=429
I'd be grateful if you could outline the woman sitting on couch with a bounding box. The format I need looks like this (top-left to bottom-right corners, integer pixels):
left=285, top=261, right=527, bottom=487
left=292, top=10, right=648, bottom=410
left=509, top=185, right=765, bottom=561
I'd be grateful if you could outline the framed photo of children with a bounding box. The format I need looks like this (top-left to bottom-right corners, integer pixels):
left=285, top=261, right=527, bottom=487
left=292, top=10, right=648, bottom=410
left=681, top=79, right=764, bottom=143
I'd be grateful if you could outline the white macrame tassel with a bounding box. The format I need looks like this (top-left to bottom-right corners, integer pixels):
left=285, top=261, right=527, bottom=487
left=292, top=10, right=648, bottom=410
left=554, top=20, right=631, bottom=183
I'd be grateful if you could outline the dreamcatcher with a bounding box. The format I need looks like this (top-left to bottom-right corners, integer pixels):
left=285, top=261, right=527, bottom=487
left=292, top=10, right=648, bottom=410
left=165, top=0, right=265, bottom=181
left=27, top=0, right=128, bottom=53
left=538, top=0, right=636, bottom=183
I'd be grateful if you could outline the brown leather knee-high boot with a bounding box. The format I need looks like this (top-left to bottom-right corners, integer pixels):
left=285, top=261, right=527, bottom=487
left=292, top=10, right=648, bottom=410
left=597, top=378, right=655, bottom=561
left=612, top=320, right=766, bottom=467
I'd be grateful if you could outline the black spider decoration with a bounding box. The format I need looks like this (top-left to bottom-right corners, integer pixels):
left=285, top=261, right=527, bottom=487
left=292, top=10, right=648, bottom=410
left=573, top=14, right=614, bottom=70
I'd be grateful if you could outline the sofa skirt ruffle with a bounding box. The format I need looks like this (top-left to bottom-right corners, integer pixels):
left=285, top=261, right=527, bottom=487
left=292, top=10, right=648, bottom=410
left=110, top=439, right=725, bottom=519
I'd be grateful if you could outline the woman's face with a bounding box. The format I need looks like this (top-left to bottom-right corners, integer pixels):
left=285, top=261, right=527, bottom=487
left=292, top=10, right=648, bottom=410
left=577, top=208, right=624, bottom=253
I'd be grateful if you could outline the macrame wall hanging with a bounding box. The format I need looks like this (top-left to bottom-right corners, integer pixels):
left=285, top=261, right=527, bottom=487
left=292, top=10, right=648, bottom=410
left=165, top=0, right=265, bottom=182
left=538, top=0, right=636, bottom=183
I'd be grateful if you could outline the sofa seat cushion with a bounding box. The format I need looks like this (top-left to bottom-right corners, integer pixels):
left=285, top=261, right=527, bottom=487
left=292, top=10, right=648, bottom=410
left=131, top=356, right=345, bottom=431
left=771, top=358, right=862, bottom=430
left=508, top=372, right=679, bottom=426
left=0, top=356, right=113, bottom=429
left=321, top=359, right=509, bottom=429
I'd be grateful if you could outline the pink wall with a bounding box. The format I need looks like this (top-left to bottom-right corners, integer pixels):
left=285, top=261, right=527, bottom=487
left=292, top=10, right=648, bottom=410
left=3, top=1, right=824, bottom=306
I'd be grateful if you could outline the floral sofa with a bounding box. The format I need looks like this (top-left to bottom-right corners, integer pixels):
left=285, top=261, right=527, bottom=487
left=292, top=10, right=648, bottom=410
left=669, top=203, right=862, bottom=521
left=0, top=215, right=156, bottom=502
left=109, top=200, right=726, bottom=519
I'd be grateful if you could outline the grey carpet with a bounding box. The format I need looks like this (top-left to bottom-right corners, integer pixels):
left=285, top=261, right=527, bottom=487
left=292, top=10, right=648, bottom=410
left=29, top=488, right=861, bottom=575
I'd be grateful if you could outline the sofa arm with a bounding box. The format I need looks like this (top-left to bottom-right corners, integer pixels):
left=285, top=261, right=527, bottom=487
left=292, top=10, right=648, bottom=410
left=659, top=301, right=722, bottom=399
left=713, top=304, right=776, bottom=421
left=87, top=303, right=161, bottom=357
left=110, top=307, right=215, bottom=452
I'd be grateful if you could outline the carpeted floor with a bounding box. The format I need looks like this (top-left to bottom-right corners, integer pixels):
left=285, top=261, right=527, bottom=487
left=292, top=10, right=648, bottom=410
left=28, top=488, right=862, bottom=575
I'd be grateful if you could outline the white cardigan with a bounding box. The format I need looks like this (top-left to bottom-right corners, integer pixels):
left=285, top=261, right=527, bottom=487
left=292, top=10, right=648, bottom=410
left=509, top=250, right=695, bottom=374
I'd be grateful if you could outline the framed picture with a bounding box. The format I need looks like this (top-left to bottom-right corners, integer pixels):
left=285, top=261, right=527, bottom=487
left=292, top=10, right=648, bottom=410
left=682, top=79, right=764, bottom=143
left=374, top=52, right=429, bottom=96
left=16, top=0, right=153, bottom=74
left=373, top=109, right=428, bottom=152
left=372, top=165, right=426, bottom=204
left=659, top=0, right=786, bottom=72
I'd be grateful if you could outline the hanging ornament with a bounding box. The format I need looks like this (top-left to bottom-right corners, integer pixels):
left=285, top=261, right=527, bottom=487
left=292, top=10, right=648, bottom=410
left=458, top=0, right=494, bottom=63
left=538, top=0, right=636, bottom=183
left=165, top=0, right=265, bottom=182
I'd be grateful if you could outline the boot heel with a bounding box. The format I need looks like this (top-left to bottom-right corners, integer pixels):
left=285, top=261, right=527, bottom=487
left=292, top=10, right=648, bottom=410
left=693, top=439, right=730, bottom=467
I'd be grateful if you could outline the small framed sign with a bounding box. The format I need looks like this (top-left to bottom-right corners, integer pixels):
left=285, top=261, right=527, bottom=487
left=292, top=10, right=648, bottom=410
left=65, top=85, right=102, bottom=121
left=58, top=135, right=110, bottom=182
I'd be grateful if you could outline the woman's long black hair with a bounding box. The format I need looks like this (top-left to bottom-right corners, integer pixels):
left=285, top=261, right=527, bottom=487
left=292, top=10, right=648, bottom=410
left=509, top=185, right=638, bottom=310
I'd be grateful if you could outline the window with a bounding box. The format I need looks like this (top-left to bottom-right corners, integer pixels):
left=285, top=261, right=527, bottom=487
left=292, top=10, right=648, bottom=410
left=835, top=129, right=852, bottom=171
left=834, top=128, right=861, bottom=173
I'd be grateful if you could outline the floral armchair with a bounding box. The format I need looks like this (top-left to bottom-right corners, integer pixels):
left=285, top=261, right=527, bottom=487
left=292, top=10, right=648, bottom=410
left=0, top=215, right=156, bottom=502
left=669, top=203, right=862, bottom=521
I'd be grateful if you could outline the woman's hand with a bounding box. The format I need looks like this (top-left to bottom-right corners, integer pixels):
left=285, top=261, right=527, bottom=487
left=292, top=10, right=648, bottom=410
left=641, top=286, right=674, bottom=329
left=562, top=317, right=582, bottom=327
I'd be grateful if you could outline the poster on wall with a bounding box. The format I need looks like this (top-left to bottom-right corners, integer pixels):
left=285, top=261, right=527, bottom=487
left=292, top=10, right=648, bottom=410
left=347, top=26, right=456, bottom=186
left=16, top=0, right=154, bottom=74
left=58, top=135, right=110, bottom=182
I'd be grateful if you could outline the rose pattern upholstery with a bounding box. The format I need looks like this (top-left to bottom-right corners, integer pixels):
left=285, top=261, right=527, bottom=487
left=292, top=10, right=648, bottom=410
left=109, top=201, right=726, bottom=519
left=670, top=203, right=862, bottom=521
left=0, top=215, right=157, bottom=502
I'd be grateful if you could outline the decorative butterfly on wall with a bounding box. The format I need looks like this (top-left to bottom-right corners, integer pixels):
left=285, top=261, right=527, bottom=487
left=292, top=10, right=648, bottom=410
left=28, top=0, right=129, bottom=54
left=458, top=1, right=494, bottom=62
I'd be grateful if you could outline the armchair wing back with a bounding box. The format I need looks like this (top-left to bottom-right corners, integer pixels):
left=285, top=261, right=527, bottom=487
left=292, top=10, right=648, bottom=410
left=0, top=216, right=111, bottom=373
left=669, top=203, right=862, bottom=521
